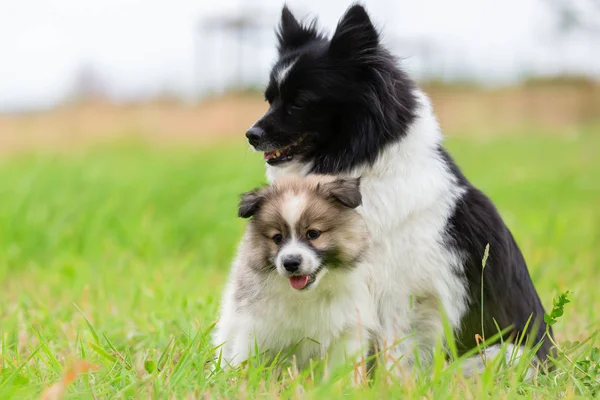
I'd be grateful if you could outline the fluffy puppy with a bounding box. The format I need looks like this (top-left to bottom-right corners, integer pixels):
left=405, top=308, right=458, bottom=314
left=213, top=176, right=376, bottom=376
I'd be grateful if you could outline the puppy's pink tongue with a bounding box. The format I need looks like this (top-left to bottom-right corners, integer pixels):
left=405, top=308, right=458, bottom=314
left=289, top=275, right=310, bottom=290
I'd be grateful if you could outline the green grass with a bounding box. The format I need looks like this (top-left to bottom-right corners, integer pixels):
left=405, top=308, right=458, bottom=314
left=1, top=133, right=599, bottom=399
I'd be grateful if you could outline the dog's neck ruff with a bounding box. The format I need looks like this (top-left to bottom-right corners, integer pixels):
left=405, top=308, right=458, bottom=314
left=266, top=158, right=314, bottom=183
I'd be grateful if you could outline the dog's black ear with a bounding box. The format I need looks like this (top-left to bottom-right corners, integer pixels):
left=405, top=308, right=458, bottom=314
left=277, top=5, right=320, bottom=54
left=238, top=189, right=264, bottom=218
left=320, top=177, right=362, bottom=209
left=329, top=4, right=379, bottom=59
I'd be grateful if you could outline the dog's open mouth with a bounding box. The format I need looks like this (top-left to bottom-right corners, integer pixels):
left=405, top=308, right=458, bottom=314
left=263, top=136, right=306, bottom=166
left=289, top=274, right=316, bottom=290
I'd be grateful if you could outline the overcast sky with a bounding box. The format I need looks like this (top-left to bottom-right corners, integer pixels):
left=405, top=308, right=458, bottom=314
left=0, top=0, right=598, bottom=112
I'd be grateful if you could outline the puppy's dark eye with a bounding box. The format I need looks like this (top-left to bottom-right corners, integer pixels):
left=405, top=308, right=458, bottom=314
left=306, top=229, right=321, bottom=240
left=272, top=233, right=283, bottom=245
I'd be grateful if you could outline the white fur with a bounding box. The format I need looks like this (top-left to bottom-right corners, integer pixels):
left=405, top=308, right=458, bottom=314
left=281, top=192, right=305, bottom=228
left=266, top=158, right=313, bottom=182
left=461, top=344, right=536, bottom=381
left=275, top=58, right=298, bottom=87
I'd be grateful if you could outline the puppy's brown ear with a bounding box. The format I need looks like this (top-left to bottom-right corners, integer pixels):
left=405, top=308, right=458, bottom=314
left=238, top=189, right=264, bottom=218
left=320, top=177, right=362, bottom=209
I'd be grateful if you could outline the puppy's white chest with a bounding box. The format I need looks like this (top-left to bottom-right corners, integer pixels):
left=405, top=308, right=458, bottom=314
left=257, top=273, right=370, bottom=338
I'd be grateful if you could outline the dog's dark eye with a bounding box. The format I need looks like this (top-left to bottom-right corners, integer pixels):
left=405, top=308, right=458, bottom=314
left=272, top=233, right=283, bottom=245
left=288, top=99, right=307, bottom=114
left=306, top=230, right=321, bottom=240
left=292, top=99, right=307, bottom=109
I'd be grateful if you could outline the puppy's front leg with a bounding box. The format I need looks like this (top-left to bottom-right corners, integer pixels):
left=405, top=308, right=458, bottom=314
left=212, top=316, right=254, bottom=370
left=326, top=326, right=371, bottom=386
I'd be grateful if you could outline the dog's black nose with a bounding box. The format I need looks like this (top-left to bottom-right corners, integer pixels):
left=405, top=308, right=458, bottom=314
left=245, top=126, right=264, bottom=147
left=283, top=255, right=302, bottom=272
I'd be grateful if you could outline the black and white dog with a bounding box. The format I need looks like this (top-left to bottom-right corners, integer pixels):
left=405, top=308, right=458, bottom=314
left=242, top=4, right=552, bottom=374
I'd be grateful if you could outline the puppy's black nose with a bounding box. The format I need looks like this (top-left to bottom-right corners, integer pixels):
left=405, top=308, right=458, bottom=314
left=245, top=126, right=264, bottom=147
left=283, top=255, right=302, bottom=272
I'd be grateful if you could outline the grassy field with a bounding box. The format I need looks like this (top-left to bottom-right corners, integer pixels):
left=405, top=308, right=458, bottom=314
left=1, top=131, right=599, bottom=398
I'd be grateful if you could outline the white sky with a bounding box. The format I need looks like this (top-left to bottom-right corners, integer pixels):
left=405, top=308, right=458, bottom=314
left=0, top=0, right=598, bottom=112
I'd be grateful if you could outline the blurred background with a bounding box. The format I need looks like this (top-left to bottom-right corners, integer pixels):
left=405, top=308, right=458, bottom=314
left=1, top=0, right=599, bottom=149
left=0, top=1, right=599, bottom=397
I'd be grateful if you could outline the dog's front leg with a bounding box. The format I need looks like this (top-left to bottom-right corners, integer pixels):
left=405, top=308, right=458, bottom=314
left=326, top=326, right=371, bottom=386
left=376, top=295, right=444, bottom=379
left=375, top=323, right=416, bottom=380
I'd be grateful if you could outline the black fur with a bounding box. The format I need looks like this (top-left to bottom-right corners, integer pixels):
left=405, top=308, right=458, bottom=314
left=251, top=4, right=553, bottom=361
left=440, top=149, right=553, bottom=359
left=276, top=6, right=324, bottom=54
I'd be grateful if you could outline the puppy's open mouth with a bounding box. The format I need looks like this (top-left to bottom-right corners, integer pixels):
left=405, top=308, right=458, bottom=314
left=263, top=136, right=306, bottom=166
left=289, top=274, right=316, bottom=290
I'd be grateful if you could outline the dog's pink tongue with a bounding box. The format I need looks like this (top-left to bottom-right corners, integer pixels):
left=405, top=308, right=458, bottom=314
left=289, top=275, right=309, bottom=290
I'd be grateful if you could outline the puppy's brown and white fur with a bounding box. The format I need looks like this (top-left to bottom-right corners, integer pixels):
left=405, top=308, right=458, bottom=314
left=213, top=176, right=376, bottom=374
